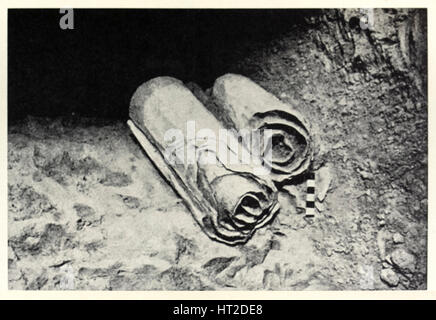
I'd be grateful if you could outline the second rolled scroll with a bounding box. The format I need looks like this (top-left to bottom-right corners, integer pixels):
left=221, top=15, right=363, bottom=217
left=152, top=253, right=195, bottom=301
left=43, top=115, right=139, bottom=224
left=210, top=74, right=313, bottom=185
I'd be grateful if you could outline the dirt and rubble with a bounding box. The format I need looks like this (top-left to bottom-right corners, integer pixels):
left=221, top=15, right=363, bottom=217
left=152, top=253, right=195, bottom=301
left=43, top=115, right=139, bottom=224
left=8, top=9, right=427, bottom=290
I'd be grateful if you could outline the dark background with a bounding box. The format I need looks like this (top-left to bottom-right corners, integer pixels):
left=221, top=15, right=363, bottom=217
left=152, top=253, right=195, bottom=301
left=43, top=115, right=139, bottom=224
left=8, top=9, right=318, bottom=121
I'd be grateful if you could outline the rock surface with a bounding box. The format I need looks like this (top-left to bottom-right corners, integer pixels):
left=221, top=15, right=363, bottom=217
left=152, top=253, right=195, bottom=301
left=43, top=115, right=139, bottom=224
left=8, top=8, right=427, bottom=290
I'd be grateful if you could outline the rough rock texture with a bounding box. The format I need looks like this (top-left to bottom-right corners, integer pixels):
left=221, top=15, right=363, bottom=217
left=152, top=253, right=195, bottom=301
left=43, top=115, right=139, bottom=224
left=380, top=268, right=400, bottom=287
left=8, top=9, right=427, bottom=290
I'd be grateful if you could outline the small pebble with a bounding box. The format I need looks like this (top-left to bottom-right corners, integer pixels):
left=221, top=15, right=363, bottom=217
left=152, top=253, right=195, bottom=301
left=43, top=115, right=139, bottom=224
left=391, top=248, right=416, bottom=273
left=315, top=201, right=325, bottom=212
left=393, top=232, right=404, bottom=244
left=380, top=268, right=399, bottom=287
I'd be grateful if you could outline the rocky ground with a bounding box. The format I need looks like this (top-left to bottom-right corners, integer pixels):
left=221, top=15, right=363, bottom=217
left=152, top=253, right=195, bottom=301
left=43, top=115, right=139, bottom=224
left=8, top=9, right=427, bottom=290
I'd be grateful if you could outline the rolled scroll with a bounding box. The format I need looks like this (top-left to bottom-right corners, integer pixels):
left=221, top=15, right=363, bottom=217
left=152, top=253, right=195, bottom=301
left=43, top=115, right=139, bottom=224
left=128, top=77, right=280, bottom=245
left=211, top=74, right=313, bottom=185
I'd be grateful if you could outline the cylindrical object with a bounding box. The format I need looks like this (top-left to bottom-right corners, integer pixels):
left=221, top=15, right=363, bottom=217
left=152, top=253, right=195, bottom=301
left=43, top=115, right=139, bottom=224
left=211, top=74, right=313, bottom=185
left=129, top=77, right=279, bottom=245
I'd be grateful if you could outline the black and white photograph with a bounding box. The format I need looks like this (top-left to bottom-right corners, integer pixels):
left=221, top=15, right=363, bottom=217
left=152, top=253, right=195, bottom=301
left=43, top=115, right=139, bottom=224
left=6, top=8, right=428, bottom=291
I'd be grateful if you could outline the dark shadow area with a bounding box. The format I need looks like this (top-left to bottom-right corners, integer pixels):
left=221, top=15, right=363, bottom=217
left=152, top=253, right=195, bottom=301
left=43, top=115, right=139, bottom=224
left=8, top=9, right=320, bottom=121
